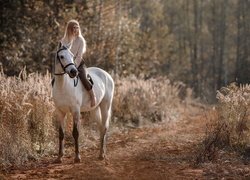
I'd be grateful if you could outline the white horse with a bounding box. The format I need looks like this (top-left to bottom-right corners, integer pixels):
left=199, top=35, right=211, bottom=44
left=52, top=43, right=114, bottom=163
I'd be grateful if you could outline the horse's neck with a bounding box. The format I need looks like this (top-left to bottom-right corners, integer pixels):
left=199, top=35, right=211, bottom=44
left=54, top=75, right=68, bottom=88
left=54, top=64, right=64, bottom=75
left=55, top=75, right=78, bottom=92
left=54, top=62, right=67, bottom=86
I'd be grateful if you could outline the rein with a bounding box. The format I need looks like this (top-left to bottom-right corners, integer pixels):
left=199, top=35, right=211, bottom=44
left=74, top=76, right=79, bottom=87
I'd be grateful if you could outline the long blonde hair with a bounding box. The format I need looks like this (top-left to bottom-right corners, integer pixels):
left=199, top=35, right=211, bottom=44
left=62, top=19, right=83, bottom=45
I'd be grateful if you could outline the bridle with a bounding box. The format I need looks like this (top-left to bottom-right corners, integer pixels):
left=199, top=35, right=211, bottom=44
left=54, top=45, right=79, bottom=87
left=54, top=46, right=76, bottom=76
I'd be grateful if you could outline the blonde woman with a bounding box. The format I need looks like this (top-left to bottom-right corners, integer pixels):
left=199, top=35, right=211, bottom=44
left=61, top=19, right=96, bottom=107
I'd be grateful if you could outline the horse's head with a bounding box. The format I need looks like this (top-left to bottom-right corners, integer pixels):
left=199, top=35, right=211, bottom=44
left=55, top=43, right=78, bottom=78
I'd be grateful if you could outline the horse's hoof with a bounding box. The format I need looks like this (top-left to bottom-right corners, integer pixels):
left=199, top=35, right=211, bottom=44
left=54, top=157, right=63, bottom=164
left=74, top=157, right=81, bottom=163
left=98, top=154, right=105, bottom=161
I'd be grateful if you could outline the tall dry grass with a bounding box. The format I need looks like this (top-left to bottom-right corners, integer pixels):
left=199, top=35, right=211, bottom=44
left=216, top=83, right=250, bottom=147
left=196, top=83, right=250, bottom=163
left=0, top=70, right=55, bottom=169
left=113, top=76, right=185, bottom=127
left=0, top=72, right=186, bottom=169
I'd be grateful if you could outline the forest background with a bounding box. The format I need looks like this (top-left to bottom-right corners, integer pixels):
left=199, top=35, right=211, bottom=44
left=1, top=0, right=250, bottom=102
left=1, top=1, right=250, bottom=177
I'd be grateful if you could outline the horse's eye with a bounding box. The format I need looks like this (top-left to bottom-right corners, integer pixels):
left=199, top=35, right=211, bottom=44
left=60, top=55, right=64, bottom=59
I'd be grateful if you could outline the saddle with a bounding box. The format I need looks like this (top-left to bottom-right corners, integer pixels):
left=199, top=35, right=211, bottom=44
left=87, top=74, right=94, bottom=86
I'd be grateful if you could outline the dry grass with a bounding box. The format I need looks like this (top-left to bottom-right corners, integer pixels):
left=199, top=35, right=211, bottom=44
left=0, top=70, right=55, bottom=169
left=113, top=75, right=185, bottom=127
left=0, top=72, right=186, bottom=170
left=196, top=83, right=250, bottom=164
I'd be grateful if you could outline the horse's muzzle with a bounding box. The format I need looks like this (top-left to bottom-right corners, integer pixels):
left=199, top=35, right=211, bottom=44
left=69, top=68, right=78, bottom=78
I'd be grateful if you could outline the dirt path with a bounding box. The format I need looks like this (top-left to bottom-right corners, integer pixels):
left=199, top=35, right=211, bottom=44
left=3, top=108, right=250, bottom=179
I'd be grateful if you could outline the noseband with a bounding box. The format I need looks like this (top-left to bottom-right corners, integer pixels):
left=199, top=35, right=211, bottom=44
left=54, top=46, right=76, bottom=76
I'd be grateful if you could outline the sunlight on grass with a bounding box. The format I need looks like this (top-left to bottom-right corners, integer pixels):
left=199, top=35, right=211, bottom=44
left=0, top=71, right=187, bottom=169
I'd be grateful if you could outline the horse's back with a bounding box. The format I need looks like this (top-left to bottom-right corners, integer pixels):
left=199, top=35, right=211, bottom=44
left=87, top=67, right=114, bottom=103
left=88, top=67, right=113, bottom=81
left=87, top=67, right=114, bottom=91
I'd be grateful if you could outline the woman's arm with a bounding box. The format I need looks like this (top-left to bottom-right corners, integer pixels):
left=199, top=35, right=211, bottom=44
left=74, top=36, right=86, bottom=67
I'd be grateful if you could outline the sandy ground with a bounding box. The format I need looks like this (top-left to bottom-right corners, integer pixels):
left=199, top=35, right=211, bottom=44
left=1, top=107, right=250, bottom=179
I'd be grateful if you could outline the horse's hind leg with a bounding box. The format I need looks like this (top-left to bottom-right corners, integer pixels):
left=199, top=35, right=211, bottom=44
left=72, top=110, right=81, bottom=163
left=99, top=102, right=112, bottom=160
left=55, top=109, right=66, bottom=163
left=90, top=107, right=106, bottom=160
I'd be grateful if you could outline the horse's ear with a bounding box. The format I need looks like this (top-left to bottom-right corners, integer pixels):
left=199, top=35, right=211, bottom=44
left=65, top=43, right=71, bottom=49
left=58, top=42, right=62, bottom=49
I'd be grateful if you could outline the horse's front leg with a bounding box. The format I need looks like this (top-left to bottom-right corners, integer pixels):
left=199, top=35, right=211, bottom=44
left=72, top=111, right=81, bottom=163
left=55, top=110, right=66, bottom=163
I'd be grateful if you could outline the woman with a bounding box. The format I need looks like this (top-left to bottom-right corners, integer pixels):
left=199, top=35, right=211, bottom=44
left=61, top=19, right=96, bottom=107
